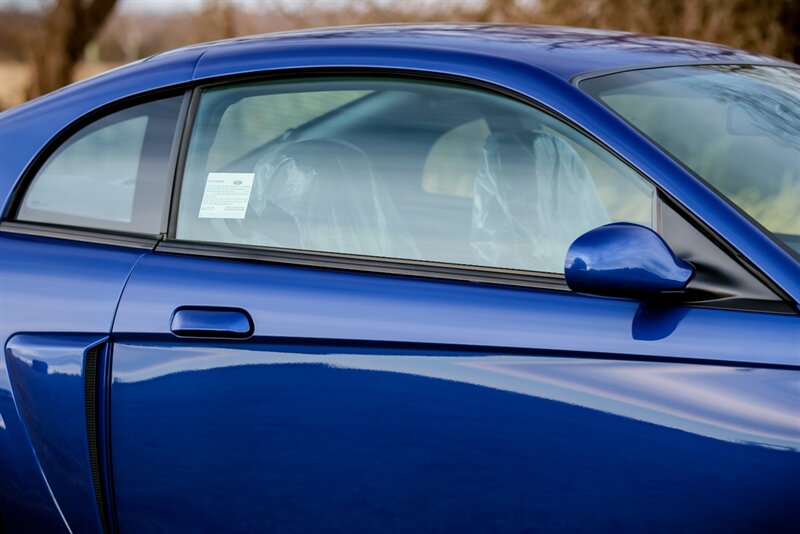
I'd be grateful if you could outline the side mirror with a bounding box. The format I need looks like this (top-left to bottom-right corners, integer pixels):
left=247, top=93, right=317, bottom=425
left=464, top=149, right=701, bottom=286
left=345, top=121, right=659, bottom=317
left=564, top=223, right=694, bottom=299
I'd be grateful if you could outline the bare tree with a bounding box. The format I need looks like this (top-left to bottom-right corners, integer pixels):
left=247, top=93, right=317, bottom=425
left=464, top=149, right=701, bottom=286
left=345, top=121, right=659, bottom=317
left=27, top=0, right=118, bottom=99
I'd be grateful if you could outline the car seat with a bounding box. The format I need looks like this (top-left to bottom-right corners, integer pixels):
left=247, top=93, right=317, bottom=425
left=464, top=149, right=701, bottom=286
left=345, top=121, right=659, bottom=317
left=245, top=138, right=420, bottom=259
left=471, top=130, right=610, bottom=272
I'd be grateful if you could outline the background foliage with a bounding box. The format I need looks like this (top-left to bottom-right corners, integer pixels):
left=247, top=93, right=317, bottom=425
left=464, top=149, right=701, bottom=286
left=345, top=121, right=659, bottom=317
left=0, top=0, right=797, bottom=109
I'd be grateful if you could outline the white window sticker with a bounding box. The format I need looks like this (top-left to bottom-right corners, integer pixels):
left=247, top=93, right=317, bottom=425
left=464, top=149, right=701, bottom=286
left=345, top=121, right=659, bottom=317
left=198, top=172, right=255, bottom=219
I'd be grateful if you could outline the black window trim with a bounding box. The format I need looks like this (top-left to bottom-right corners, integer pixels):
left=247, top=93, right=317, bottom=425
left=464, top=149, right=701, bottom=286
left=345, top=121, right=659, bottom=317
left=569, top=59, right=800, bottom=86
left=1, top=66, right=793, bottom=311
left=0, top=220, right=159, bottom=249
left=156, top=238, right=569, bottom=291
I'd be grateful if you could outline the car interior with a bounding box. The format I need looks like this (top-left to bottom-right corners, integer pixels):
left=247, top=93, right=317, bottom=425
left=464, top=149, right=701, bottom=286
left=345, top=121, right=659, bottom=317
left=177, top=79, right=637, bottom=273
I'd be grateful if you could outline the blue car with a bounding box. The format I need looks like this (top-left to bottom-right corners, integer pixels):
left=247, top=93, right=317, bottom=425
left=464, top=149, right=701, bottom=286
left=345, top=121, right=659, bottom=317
left=1, top=24, right=798, bottom=533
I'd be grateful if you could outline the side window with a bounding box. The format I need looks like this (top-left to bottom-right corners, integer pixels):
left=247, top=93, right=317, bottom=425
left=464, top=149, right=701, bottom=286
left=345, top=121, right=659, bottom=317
left=176, top=78, right=654, bottom=274
left=17, top=95, right=184, bottom=234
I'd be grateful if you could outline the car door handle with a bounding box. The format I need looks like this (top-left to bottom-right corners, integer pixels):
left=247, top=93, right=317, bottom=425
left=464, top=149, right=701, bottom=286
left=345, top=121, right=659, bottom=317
left=171, top=307, right=254, bottom=338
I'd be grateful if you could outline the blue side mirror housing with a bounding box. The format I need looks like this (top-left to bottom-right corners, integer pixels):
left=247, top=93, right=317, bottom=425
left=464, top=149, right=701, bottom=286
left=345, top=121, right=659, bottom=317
left=564, top=223, right=695, bottom=299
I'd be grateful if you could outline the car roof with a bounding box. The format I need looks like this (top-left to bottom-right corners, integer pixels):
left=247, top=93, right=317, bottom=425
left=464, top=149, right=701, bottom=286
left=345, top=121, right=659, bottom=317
left=166, top=23, right=784, bottom=82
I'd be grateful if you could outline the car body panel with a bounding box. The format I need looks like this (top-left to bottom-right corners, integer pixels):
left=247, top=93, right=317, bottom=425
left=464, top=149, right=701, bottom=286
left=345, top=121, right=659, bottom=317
left=113, top=254, right=799, bottom=368
left=0, top=24, right=798, bottom=533
left=109, top=253, right=800, bottom=532
left=111, top=342, right=800, bottom=532
left=190, top=23, right=778, bottom=82
left=5, top=334, right=108, bottom=534
left=0, top=234, right=146, bottom=532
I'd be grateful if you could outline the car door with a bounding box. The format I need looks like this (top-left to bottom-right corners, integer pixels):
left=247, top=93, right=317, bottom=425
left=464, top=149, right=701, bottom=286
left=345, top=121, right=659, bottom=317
left=109, top=74, right=799, bottom=533
left=0, top=95, right=184, bottom=533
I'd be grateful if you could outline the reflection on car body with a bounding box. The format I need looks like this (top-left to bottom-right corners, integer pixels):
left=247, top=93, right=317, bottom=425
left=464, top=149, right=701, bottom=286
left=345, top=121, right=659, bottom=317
left=0, top=23, right=798, bottom=534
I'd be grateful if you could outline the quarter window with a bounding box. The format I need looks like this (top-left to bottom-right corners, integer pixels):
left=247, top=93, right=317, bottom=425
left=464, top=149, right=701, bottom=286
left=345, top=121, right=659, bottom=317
left=177, top=78, right=654, bottom=274
left=17, top=95, right=183, bottom=234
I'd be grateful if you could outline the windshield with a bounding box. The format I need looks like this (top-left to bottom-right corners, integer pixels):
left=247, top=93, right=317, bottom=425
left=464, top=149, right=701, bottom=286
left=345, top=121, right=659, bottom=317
left=581, top=65, right=800, bottom=256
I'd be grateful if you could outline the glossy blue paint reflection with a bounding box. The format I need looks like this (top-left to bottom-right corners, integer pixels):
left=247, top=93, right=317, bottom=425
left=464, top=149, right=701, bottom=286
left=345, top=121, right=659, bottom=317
left=192, top=24, right=773, bottom=85
left=110, top=341, right=800, bottom=533
left=116, top=253, right=800, bottom=367
left=632, top=302, right=691, bottom=341
left=1, top=24, right=799, bottom=534
left=565, top=222, right=695, bottom=298
left=5, top=334, right=105, bottom=534
left=171, top=307, right=253, bottom=338
left=0, top=233, right=143, bottom=532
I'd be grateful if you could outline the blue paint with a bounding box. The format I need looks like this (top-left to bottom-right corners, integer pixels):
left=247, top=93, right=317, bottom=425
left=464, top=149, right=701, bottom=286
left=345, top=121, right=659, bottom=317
left=5, top=334, right=106, bottom=534
left=110, top=342, right=800, bottom=533
left=0, top=24, right=798, bottom=532
left=631, top=303, right=691, bottom=341
left=565, top=223, right=694, bottom=298
left=107, top=232, right=799, bottom=532
left=114, top=253, right=798, bottom=368
left=191, top=24, right=775, bottom=83
left=0, top=234, right=144, bottom=532
left=171, top=307, right=254, bottom=338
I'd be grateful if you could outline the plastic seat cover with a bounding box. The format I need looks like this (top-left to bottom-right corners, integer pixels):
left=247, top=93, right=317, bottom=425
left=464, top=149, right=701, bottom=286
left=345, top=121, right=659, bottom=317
left=247, top=139, right=420, bottom=259
left=471, top=131, right=610, bottom=272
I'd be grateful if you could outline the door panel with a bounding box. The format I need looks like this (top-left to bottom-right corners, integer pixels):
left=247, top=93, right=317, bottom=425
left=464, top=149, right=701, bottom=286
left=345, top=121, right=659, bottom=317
left=113, top=253, right=798, bottom=367
left=110, top=252, right=800, bottom=532
left=111, top=343, right=799, bottom=532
